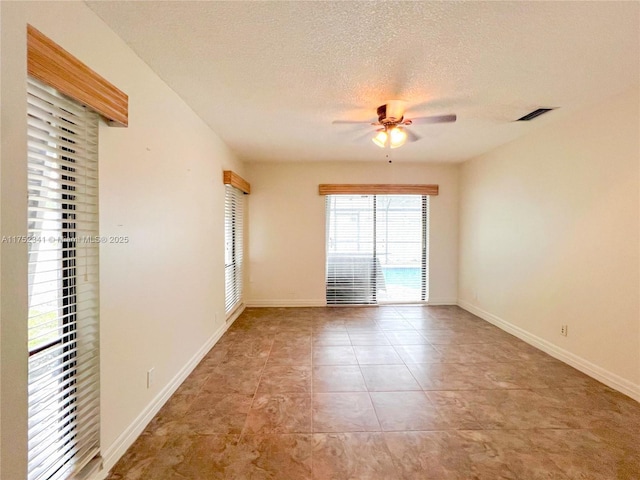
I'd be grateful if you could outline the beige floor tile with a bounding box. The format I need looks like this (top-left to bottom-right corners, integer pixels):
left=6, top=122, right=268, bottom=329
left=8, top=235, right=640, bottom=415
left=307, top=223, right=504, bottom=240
left=257, top=365, right=312, bottom=394
left=312, top=365, right=367, bottom=392
left=348, top=331, right=391, bottom=345
left=407, top=362, right=505, bottom=390
left=107, top=306, right=640, bottom=480
left=383, top=330, right=431, bottom=345
left=267, top=341, right=312, bottom=365
left=106, top=434, right=169, bottom=480
left=393, top=344, right=443, bottom=363
left=424, top=391, right=482, bottom=429
left=313, top=433, right=400, bottom=480
left=312, top=331, right=351, bottom=346
left=376, top=319, right=415, bottom=330
left=360, top=364, right=422, bottom=391
left=312, top=392, right=381, bottom=432
left=244, top=393, right=312, bottom=434
left=315, top=325, right=350, bottom=333
left=370, top=391, right=443, bottom=431
left=312, top=345, right=358, bottom=365
left=177, top=393, right=253, bottom=435
left=384, top=431, right=471, bottom=480
left=142, top=393, right=198, bottom=436
left=201, top=363, right=263, bottom=395
left=454, top=430, right=570, bottom=480
left=229, top=434, right=313, bottom=479
left=353, top=345, right=404, bottom=364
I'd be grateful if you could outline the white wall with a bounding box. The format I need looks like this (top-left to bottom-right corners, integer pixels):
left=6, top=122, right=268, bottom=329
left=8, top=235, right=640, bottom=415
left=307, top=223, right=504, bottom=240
left=0, top=2, right=6, bottom=475
left=458, top=85, right=640, bottom=401
left=245, top=161, right=459, bottom=306
left=0, top=2, right=244, bottom=478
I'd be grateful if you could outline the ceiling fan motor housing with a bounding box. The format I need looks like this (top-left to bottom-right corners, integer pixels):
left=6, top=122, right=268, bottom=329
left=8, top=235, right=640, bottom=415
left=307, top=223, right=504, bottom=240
left=377, top=103, right=404, bottom=125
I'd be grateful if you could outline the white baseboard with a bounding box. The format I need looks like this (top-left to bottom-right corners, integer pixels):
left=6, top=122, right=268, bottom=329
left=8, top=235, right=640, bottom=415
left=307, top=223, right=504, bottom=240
left=245, top=299, right=326, bottom=307
left=246, top=299, right=460, bottom=307
left=90, top=305, right=245, bottom=479
left=458, top=299, right=640, bottom=403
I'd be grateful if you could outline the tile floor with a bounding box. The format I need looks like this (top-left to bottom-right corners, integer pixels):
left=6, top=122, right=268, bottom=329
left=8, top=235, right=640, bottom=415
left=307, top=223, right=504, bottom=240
left=107, top=306, right=640, bottom=479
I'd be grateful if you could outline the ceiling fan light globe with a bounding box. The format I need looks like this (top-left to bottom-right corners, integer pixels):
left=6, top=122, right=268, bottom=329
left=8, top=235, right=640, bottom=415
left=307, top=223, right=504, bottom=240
left=372, top=130, right=388, bottom=148
left=389, top=127, right=407, bottom=148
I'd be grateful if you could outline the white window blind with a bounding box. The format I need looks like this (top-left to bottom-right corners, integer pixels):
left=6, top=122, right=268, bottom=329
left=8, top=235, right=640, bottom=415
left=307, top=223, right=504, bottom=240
left=27, top=77, right=101, bottom=480
left=225, top=185, right=244, bottom=314
left=326, top=195, right=376, bottom=304
left=325, top=194, right=429, bottom=305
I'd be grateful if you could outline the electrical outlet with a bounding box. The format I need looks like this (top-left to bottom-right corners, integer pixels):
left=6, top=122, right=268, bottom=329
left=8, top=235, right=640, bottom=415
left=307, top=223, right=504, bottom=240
left=147, top=368, right=155, bottom=388
left=560, top=325, right=568, bottom=337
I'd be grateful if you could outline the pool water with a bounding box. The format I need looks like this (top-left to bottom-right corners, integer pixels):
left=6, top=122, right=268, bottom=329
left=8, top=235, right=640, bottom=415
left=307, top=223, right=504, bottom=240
left=382, top=267, right=421, bottom=286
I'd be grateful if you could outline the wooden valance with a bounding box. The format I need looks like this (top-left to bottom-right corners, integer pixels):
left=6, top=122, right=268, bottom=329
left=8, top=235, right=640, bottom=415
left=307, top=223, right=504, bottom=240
left=27, top=24, right=129, bottom=127
left=223, top=171, right=251, bottom=194
left=318, top=184, right=439, bottom=196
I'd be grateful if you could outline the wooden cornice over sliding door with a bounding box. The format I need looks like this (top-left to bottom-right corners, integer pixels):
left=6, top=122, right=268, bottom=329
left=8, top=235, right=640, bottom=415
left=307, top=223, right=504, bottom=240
left=318, top=184, right=439, bottom=196
left=27, top=24, right=129, bottom=127
left=223, top=171, right=251, bottom=194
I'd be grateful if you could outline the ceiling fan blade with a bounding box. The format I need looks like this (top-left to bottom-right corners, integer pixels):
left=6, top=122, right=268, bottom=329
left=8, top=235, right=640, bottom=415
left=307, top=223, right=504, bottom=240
left=332, top=120, right=375, bottom=125
left=352, top=130, right=374, bottom=144
left=335, top=123, right=378, bottom=134
left=410, top=114, right=457, bottom=125
left=405, top=129, right=421, bottom=143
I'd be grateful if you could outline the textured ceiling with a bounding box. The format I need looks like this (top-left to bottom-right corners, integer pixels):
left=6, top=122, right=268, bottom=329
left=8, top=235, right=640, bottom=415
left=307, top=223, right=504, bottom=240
left=87, top=1, right=639, bottom=163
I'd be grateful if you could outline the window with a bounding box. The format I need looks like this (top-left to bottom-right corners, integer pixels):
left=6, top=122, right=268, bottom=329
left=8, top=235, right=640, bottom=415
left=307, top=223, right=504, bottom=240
left=325, top=194, right=429, bottom=304
left=27, top=77, right=101, bottom=480
left=224, top=185, right=244, bottom=314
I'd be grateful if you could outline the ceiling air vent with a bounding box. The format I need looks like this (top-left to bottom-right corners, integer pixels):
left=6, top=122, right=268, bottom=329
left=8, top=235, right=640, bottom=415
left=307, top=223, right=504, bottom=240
left=516, top=108, right=555, bottom=121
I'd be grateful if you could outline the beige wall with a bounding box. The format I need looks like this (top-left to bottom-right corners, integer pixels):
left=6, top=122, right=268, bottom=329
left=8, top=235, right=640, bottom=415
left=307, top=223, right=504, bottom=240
left=245, top=161, right=459, bottom=306
left=1, top=2, right=638, bottom=479
left=458, top=85, right=640, bottom=400
left=0, top=2, right=243, bottom=477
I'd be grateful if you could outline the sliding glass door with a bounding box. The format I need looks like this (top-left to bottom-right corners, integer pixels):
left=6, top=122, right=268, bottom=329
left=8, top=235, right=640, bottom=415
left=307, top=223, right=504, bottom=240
left=325, top=194, right=429, bottom=304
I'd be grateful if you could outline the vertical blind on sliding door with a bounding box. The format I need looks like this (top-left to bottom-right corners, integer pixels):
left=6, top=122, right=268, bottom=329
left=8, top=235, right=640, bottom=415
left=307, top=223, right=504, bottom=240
left=27, top=77, right=101, bottom=480
left=325, top=194, right=429, bottom=305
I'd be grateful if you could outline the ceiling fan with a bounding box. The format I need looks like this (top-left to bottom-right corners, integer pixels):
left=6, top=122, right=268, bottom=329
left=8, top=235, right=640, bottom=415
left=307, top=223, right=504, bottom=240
left=332, top=100, right=456, bottom=149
